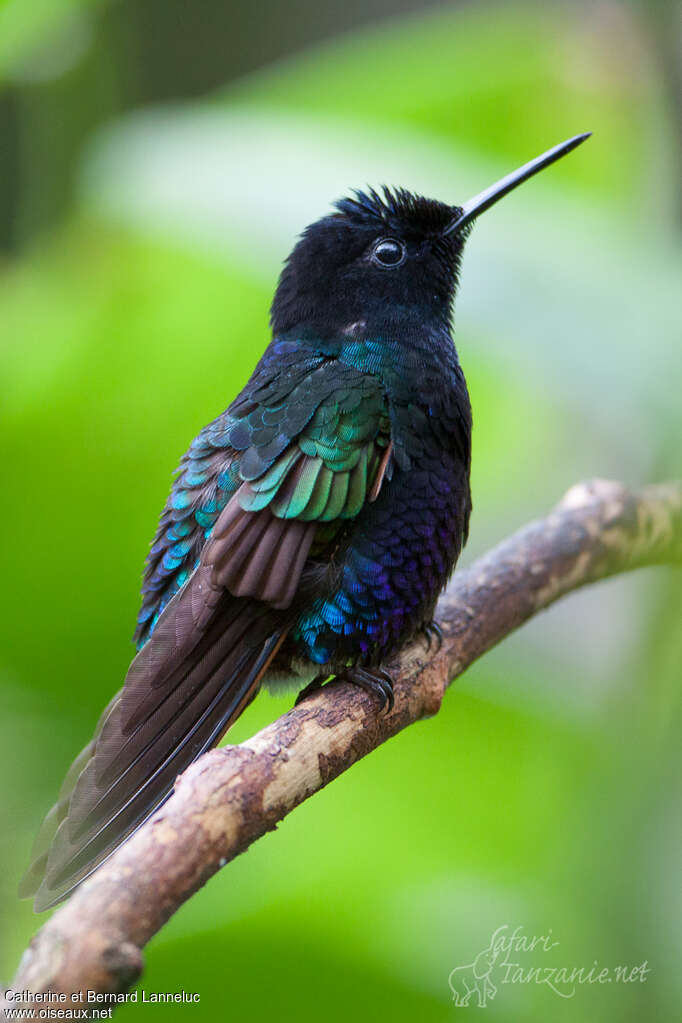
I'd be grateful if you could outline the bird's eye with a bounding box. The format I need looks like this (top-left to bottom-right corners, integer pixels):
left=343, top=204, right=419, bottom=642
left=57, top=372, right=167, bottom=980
left=371, top=238, right=406, bottom=268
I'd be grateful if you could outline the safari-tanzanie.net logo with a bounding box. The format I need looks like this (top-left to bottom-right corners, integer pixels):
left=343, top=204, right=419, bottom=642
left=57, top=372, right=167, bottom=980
left=447, top=925, right=649, bottom=1008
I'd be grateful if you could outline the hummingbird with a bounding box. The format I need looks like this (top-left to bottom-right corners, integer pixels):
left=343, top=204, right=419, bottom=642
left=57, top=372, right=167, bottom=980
left=21, top=132, right=590, bottom=911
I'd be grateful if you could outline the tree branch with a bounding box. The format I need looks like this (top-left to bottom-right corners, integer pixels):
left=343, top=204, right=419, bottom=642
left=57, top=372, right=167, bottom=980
left=3, top=479, right=681, bottom=1017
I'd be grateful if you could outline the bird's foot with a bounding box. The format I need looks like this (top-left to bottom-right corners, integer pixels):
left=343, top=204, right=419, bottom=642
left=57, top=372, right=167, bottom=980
left=336, top=666, right=395, bottom=713
left=421, top=621, right=443, bottom=653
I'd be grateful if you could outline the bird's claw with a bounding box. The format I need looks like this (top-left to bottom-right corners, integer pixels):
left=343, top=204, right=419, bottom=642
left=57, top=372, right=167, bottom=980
left=421, top=621, right=443, bottom=653
left=337, top=666, right=395, bottom=713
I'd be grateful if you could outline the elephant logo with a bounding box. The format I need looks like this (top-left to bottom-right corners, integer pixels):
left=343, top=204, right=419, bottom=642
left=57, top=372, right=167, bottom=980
left=448, top=939, right=501, bottom=1007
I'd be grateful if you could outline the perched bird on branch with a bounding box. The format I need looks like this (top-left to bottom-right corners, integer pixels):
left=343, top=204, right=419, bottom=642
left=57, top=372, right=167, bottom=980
left=21, top=132, right=590, bottom=911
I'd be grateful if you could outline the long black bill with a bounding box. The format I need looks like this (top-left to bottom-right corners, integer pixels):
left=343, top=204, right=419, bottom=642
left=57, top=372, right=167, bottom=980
left=444, top=132, right=591, bottom=236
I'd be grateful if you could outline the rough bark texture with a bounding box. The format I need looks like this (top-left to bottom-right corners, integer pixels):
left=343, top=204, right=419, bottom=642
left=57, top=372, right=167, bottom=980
left=3, top=479, right=681, bottom=1017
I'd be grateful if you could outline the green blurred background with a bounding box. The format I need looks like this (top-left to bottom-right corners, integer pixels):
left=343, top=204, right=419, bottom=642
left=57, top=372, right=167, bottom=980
left=1, top=0, right=681, bottom=1019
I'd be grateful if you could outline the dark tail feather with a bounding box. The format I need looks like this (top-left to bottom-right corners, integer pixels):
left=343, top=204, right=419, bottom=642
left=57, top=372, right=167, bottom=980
left=20, top=574, right=287, bottom=911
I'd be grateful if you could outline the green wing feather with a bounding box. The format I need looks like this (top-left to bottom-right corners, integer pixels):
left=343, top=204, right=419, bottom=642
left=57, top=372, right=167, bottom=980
left=202, top=360, right=393, bottom=609
left=238, top=373, right=391, bottom=523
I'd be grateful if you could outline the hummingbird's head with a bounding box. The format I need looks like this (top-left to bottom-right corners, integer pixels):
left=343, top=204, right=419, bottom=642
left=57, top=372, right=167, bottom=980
left=270, top=133, right=591, bottom=341
left=270, top=187, right=466, bottom=340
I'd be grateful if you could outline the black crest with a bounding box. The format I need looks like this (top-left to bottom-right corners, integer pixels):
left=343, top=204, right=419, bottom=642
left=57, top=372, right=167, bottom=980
left=334, top=187, right=458, bottom=238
